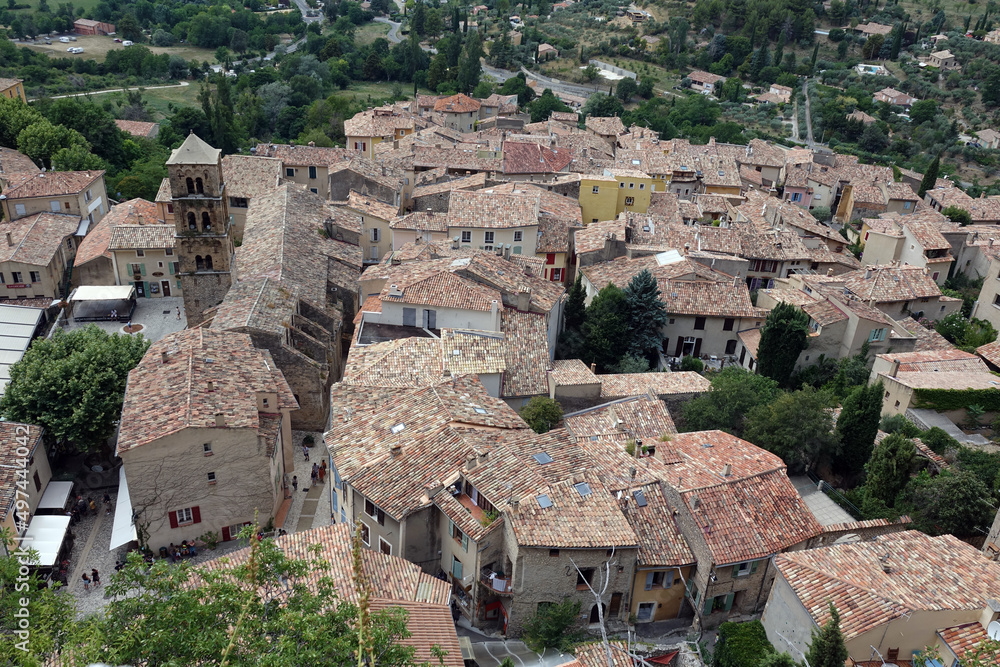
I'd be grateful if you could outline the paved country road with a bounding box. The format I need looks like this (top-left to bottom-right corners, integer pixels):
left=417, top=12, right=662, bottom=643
left=30, top=81, right=190, bottom=101
left=375, top=17, right=403, bottom=43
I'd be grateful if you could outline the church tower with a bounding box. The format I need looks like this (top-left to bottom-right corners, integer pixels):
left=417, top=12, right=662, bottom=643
left=165, top=133, right=235, bottom=326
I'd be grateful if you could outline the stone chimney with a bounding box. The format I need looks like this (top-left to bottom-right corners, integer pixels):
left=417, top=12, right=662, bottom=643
left=890, top=359, right=900, bottom=377
left=516, top=289, right=531, bottom=310
left=5, top=232, right=11, bottom=247
left=722, top=463, right=732, bottom=477
left=591, top=362, right=597, bottom=373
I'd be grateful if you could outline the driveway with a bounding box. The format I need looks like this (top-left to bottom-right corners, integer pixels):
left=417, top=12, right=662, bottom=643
left=375, top=17, right=403, bottom=43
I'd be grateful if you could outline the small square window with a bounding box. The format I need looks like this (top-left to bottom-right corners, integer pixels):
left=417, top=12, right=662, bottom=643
left=207, top=472, right=216, bottom=483
left=484, top=231, right=495, bottom=244
left=29, top=271, right=40, bottom=283
left=360, top=522, right=370, bottom=546
left=203, top=443, right=213, bottom=455
left=628, top=182, right=635, bottom=189
left=694, top=317, right=706, bottom=330
left=639, top=183, right=645, bottom=190
left=895, top=400, right=900, bottom=407
left=592, top=185, right=600, bottom=194
left=513, top=231, right=523, bottom=242
left=175, top=507, right=193, bottom=524
left=136, top=249, right=145, bottom=257
left=619, top=182, right=625, bottom=188
left=165, top=248, right=173, bottom=256
left=285, top=168, right=295, bottom=177
left=461, top=231, right=472, bottom=243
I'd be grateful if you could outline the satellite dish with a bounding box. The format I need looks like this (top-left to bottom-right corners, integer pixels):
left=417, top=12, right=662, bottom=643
left=988, top=620, right=1000, bottom=640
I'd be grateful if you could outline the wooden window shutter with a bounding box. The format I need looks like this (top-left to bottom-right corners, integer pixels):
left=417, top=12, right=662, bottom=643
left=139, top=264, right=146, bottom=276
left=724, top=593, right=735, bottom=611
left=126, top=263, right=133, bottom=275
left=377, top=509, right=385, bottom=526
left=221, top=525, right=231, bottom=541
left=750, top=560, right=760, bottom=575
left=461, top=532, right=469, bottom=551
left=732, top=564, right=740, bottom=578
left=645, top=572, right=654, bottom=591
left=168, top=511, right=178, bottom=529
left=703, top=597, right=714, bottom=615
left=191, top=506, right=201, bottom=524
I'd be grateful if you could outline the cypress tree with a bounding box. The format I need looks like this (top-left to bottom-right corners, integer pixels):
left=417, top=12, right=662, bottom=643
left=889, top=23, right=903, bottom=59
left=756, top=302, right=810, bottom=388
left=836, top=381, right=884, bottom=478
left=805, top=605, right=850, bottom=667
left=623, top=269, right=667, bottom=360
left=918, top=155, right=940, bottom=198
left=563, top=276, right=586, bottom=331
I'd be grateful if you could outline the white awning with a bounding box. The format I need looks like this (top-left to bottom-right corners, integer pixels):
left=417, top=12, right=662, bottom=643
left=36, top=481, right=74, bottom=511
left=21, top=515, right=71, bottom=567
left=68, top=285, right=136, bottom=302
left=109, top=467, right=137, bottom=550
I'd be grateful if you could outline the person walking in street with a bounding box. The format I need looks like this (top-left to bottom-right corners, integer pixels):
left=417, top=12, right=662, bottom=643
left=292, top=475, right=298, bottom=492
left=302, top=444, right=310, bottom=461
left=318, top=465, right=325, bottom=484
left=88, top=498, right=97, bottom=515
left=311, top=463, right=318, bottom=485
left=176, top=306, right=181, bottom=320
left=91, top=568, right=100, bottom=587
left=82, top=573, right=91, bottom=592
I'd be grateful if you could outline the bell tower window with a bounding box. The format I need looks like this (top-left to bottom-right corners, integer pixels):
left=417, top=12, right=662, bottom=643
left=195, top=177, right=204, bottom=194
left=186, top=177, right=195, bottom=194
left=202, top=212, right=212, bottom=231
left=205, top=255, right=214, bottom=270
left=196, top=255, right=205, bottom=270
left=187, top=212, right=197, bottom=230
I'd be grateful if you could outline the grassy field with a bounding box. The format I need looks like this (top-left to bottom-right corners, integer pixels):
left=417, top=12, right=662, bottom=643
left=23, top=34, right=218, bottom=64
left=7, top=0, right=102, bottom=12
left=354, top=21, right=391, bottom=46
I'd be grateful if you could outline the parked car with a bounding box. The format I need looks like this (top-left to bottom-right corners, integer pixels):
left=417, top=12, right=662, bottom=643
left=114, top=37, right=122, bottom=42
left=122, top=40, right=133, bottom=46
left=59, top=36, right=71, bottom=43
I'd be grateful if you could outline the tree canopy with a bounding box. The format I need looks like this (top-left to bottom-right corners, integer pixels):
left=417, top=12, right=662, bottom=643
left=805, top=605, right=849, bottom=667
left=520, top=396, right=564, bottom=434
left=756, top=302, right=810, bottom=388
left=582, top=283, right=629, bottom=372
left=681, top=367, right=781, bottom=436
left=743, top=386, right=840, bottom=474
left=835, top=381, right=883, bottom=479
left=0, top=326, right=150, bottom=454
left=623, top=269, right=667, bottom=363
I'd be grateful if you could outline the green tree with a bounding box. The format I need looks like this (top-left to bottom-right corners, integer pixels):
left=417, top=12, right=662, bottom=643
left=520, top=396, right=563, bottom=434
left=614, top=353, right=651, bottom=373
left=582, top=283, right=628, bottom=372
left=528, top=89, right=571, bottom=122
left=0, top=96, right=44, bottom=149
left=623, top=269, right=667, bottom=361
left=934, top=313, right=997, bottom=351
left=582, top=93, right=625, bottom=119
left=0, top=326, right=150, bottom=454
left=917, top=155, right=940, bottom=198
left=835, top=381, right=884, bottom=479
left=456, top=30, right=483, bottom=93
left=116, top=12, right=142, bottom=41
left=714, top=620, right=774, bottom=667
left=909, top=99, right=937, bottom=124
left=889, top=23, right=903, bottom=59
left=907, top=469, right=994, bottom=536
left=51, top=144, right=106, bottom=171
left=756, top=302, right=810, bottom=388
left=36, top=97, right=128, bottom=169
left=616, top=77, right=638, bottom=102
left=827, top=342, right=871, bottom=398
left=54, top=526, right=444, bottom=666
left=0, top=530, right=75, bottom=665
left=879, top=413, right=921, bottom=437
left=743, top=386, right=840, bottom=473
left=521, top=600, right=584, bottom=652
left=681, top=367, right=780, bottom=435
left=942, top=205, right=971, bottom=225
left=861, top=34, right=885, bottom=59
left=16, top=120, right=90, bottom=170
left=563, top=276, right=586, bottom=331
left=859, top=124, right=889, bottom=152
left=805, top=605, right=849, bottom=667
left=759, top=654, right=801, bottom=667
left=863, top=432, right=916, bottom=508
left=680, top=355, right=704, bottom=372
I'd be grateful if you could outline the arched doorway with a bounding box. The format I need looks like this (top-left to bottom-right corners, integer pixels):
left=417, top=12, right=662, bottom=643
left=589, top=603, right=606, bottom=624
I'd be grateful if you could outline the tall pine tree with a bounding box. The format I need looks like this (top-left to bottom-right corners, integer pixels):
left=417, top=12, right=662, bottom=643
left=563, top=276, right=587, bottom=331
left=756, top=302, right=810, bottom=388
left=623, top=269, right=667, bottom=362
left=582, top=283, right=628, bottom=372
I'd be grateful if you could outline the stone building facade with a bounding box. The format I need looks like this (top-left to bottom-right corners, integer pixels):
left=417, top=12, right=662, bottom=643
left=166, top=133, right=235, bottom=326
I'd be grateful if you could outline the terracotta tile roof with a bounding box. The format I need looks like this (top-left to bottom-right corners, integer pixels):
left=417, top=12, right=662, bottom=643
left=446, top=189, right=539, bottom=229
left=550, top=358, right=598, bottom=386
left=738, top=328, right=761, bottom=356
left=0, top=147, right=38, bottom=179
left=503, top=142, right=573, bottom=174
left=369, top=599, right=465, bottom=667
left=775, top=531, right=1000, bottom=641
left=118, top=329, right=297, bottom=454
left=564, top=394, right=677, bottom=442
left=977, top=340, right=1000, bottom=368
left=550, top=111, right=579, bottom=124
left=599, top=372, right=710, bottom=398
left=222, top=155, right=282, bottom=199
left=346, top=190, right=399, bottom=221
left=937, top=623, right=996, bottom=665
left=343, top=106, right=418, bottom=138
left=894, top=316, right=952, bottom=351
left=626, top=482, right=696, bottom=567
left=390, top=210, right=450, bottom=232
left=905, top=220, right=951, bottom=251
left=1, top=170, right=103, bottom=199
left=575, top=219, right=628, bottom=254
left=0, top=421, right=44, bottom=523
left=857, top=21, right=893, bottom=34
left=687, top=70, right=725, bottom=85
left=842, top=265, right=943, bottom=302
left=499, top=309, right=550, bottom=397
left=253, top=143, right=352, bottom=167
left=581, top=254, right=722, bottom=292
left=888, top=370, right=1000, bottom=391
left=877, top=348, right=986, bottom=373
left=585, top=116, right=626, bottom=136
left=659, top=430, right=821, bottom=564
left=108, top=224, right=175, bottom=251
left=664, top=279, right=766, bottom=319
left=806, top=245, right=862, bottom=271
left=0, top=212, right=80, bottom=266
left=74, top=198, right=156, bottom=266
left=409, top=172, right=487, bottom=199
left=804, top=299, right=849, bottom=326
left=509, top=474, right=638, bottom=548
left=434, top=93, right=481, bottom=113
left=383, top=269, right=502, bottom=312
left=114, top=119, right=158, bottom=138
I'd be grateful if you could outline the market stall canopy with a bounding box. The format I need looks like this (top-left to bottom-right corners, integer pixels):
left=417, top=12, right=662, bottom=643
left=22, top=514, right=70, bottom=567
left=109, top=467, right=137, bottom=550
left=36, top=481, right=74, bottom=513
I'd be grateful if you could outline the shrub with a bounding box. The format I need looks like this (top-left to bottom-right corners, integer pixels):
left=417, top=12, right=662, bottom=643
left=680, top=355, right=704, bottom=372
left=713, top=620, right=775, bottom=667
left=521, top=600, right=584, bottom=652
left=880, top=414, right=922, bottom=437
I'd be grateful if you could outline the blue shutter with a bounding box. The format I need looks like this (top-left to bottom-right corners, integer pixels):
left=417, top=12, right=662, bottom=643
left=724, top=593, right=735, bottom=611
left=645, top=572, right=654, bottom=591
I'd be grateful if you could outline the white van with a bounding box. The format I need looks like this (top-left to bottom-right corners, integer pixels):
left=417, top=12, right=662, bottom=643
left=69, top=47, right=84, bottom=54
left=122, top=40, right=133, bottom=46
left=59, top=36, right=70, bottom=43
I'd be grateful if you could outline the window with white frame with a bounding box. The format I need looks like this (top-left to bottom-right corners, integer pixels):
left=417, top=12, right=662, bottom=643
left=484, top=231, right=495, bottom=244
left=29, top=272, right=40, bottom=283
left=513, top=231, right=523, bottom=242
left=136, top=249, right=145, bottom=257
left=629, top=182, right=635, bottom=189
left=461, top=231, right=471, bottom=243
left=868, top=328, right=886, bottom=342
left=207, top=472, right=216, bottom=483
left=203, top=442, right=212, bottom=455
left=592, top=185, right=600, bottom=194
left=175, top=507, right=194, bottom=524
left=370, top=228, right=380, bottom=242
left=360, top=522, right=370, bottom=545
left=639, top=183, right=645, bottom=190
left=365, top=498, right=385, bottom=525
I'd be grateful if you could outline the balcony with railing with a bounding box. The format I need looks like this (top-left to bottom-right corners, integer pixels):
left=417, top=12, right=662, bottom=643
left=479, top=568, right=513, bottom=596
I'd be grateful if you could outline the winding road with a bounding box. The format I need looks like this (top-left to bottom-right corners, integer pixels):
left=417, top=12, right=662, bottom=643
left=375, top=17, right=403, bottom=43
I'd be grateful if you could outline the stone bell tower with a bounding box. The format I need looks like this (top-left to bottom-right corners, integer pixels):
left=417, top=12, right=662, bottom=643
left=165, top=133, right=235, bottom=326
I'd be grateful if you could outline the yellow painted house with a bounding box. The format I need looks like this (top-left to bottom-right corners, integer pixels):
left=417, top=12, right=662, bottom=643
left=343, top=107, right=417, bottom=159
left=579, top=170, right=653, bottom=223
left=0, top=78, right=26, bottom=103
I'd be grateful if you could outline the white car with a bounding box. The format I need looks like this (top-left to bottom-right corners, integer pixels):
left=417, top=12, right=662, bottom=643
left=123, top=40, right=133, bottom=46
left=59, top=36, right=71, bottom=43
left=68, top=47, right=84, bottom=53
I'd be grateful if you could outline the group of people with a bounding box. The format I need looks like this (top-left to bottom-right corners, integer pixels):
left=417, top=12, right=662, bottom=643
left=81, top=568, right=100, bottom=592
left=311, top=460, right=326, bottom=486
left=68, top=494, right=110, bottom=526
left=162, top=541, right=198, bottom=562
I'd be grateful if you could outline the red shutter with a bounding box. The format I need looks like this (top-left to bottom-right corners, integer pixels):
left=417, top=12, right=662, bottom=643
left=221, top=525, right=231, bottom=541
left=168, top=511, right=178, bottom=529
left=192, top=506, right=201, bottom=524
